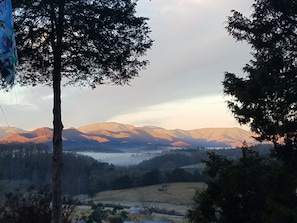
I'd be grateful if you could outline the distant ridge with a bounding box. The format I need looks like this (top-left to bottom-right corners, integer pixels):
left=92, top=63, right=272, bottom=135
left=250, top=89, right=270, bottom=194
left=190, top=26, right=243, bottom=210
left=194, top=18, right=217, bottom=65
left=0, top=122, right=257, bottom=150
left=0, top=126, right=27, bottom=138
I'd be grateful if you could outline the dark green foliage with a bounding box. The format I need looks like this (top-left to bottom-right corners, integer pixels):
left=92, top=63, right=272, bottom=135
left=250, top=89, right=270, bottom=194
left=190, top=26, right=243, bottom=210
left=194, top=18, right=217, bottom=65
left=203, top=1, right=297, bottom=221
left=0, top=186, right=78, bottom=223
left=2, top=144, right=266, bottom=195
left=223, top=0, right=297, bottom=150
left=0, top=144, right=114, bottom=195
left=86, top=203, right=108, bottom=223
left=12, top=0, right=153, bottom=88
left=82, top=203, right=128, bottom=223
left=0, top=144, right=51, bottom=183
left=137, top=149, right=209, bottom=170
left=0, top=144, right=270, bottom=195
left=271, top=144, right=297, bottom=169
left=166, top=168, right=193, bottom=182
left=12, top=1, right=152, bottom=221
left=112, top=175, right=133, bottom=189
left=62, top=154, right=112, bottom=195
left=0, top=144, right=206, bottom=195
left=187, top=149, right=297, bottom=223
left=140, top=169, right=161, bottom=186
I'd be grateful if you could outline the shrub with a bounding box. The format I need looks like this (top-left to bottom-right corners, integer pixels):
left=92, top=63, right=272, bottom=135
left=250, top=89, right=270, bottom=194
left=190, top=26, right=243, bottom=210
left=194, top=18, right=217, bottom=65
left=0, top=185, right=78, bottom=223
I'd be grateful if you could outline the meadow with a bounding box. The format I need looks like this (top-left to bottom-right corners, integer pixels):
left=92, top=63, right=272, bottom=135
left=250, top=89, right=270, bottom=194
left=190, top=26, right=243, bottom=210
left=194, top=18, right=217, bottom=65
left=86, top=182, right=207, bottom=222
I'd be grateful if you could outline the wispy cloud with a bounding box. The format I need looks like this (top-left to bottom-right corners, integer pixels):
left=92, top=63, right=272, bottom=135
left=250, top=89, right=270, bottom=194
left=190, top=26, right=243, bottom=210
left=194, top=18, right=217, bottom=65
left=0, top=0, right=254, bottom=130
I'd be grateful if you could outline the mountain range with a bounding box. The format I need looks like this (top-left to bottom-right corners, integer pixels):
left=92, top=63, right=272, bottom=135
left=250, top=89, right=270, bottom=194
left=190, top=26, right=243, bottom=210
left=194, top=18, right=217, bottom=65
left=0, top=122, right=257, bottom=151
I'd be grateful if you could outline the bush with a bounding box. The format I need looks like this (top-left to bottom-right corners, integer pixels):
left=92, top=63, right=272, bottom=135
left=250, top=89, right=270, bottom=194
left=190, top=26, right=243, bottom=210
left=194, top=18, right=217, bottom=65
left=0, top=185, right=78, bottom=223
left=82, top=203, right=128, bottom=223
left=187, top=149, right=297, bottom=223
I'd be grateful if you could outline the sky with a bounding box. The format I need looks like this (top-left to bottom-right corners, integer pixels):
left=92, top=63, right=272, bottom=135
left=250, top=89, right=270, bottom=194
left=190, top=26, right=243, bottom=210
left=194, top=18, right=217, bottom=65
left=0, top=0, right=254, bottom=131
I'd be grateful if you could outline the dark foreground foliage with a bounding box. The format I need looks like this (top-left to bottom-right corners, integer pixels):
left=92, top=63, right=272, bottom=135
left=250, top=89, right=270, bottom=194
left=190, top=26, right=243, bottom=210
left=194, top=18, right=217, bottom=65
left=82, top=202, right=128, bottom=223
left=223, top=0, right=297, bottom=156
left=188, top=148, right=297, bottom=223
left=0, top=185, right=78, bottom=223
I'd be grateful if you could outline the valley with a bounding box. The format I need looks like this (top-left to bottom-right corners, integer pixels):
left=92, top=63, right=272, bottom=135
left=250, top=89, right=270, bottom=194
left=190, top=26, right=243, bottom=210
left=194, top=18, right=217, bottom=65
left=82, top=182, right=207, bottom=223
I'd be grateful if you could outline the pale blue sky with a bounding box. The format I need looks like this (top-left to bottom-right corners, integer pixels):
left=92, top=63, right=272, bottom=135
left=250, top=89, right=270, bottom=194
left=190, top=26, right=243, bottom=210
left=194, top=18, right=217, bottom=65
left=0, top=0, right=253, bottom=130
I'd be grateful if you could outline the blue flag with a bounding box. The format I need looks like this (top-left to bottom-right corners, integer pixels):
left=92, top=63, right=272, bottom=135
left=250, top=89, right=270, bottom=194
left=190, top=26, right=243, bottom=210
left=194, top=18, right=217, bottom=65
left=0, top=0, right=17, bottom=85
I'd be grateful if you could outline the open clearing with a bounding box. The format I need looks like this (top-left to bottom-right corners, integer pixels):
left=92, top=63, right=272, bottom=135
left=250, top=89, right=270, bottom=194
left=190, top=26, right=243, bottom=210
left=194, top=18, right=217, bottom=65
left=89, top=182, right=206, bottom=217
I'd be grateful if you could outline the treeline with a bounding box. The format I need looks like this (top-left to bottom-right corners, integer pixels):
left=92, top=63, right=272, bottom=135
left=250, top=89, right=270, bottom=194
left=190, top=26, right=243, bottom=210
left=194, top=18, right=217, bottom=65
left=0, top=143, right=107, bottom=196
left=137, top=145, right=272, bottom=170
left=0, top=144, right=209, bottom=197
left=0, top=143, right=272, bottom=197
left=136, top=149, right=208, bottom=170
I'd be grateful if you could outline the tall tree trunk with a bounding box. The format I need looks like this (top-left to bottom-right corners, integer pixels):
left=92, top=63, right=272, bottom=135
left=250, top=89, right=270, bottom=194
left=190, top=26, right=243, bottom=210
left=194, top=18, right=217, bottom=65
left=52, top=40, right=63, bottom=223
left=52, top=70, right=63, bottom=223
left=52, top=2, right=65, bottom=222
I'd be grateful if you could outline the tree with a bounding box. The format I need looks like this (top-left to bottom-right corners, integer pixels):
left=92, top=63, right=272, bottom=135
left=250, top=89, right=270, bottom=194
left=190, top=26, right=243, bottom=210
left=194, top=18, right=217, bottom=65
left=81, top=202, right=128, bottom=223
left=187, top=150, right=297, bottom=223
left=168, top=167, right=193, bottom=182
left=85, top=203, right=108, bottom=223
left=141, top=169, right=161, bottom=186
left=0, top=185, right=78, bottom=223
left=11, top=1, right=153, bottom=223
left=222, top=0, right=297, bottom=161
left=112, top=175, right=133, bottom=190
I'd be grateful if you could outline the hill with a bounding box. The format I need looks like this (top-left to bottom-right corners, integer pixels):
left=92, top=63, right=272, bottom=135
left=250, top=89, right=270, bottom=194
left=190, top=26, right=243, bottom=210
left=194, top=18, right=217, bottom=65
left=0, top=122, right=256, bottom=150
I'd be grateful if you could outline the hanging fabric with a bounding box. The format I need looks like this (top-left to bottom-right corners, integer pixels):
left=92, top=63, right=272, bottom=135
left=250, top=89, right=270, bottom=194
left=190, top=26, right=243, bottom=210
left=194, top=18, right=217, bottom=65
left=0, top=0, right=18, bottom=85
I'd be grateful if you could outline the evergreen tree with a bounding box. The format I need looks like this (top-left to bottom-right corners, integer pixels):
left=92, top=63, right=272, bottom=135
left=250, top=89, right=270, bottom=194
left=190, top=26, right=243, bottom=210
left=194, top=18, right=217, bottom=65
left=0, top=186, right=78, bottom=223
left=189, top=1, right=297, bottom=220
left=223, top=0, right=297, bottom=161
left=187, top=150, right=297, bottom=223
left=12, top=1, right=152, bottom=222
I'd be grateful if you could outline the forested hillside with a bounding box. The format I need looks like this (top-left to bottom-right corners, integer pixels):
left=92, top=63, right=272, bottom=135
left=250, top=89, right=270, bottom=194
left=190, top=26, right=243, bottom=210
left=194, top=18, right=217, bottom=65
left=0, top=144, right=207, bottom=197
left=0, top=143, right=272, bottom=198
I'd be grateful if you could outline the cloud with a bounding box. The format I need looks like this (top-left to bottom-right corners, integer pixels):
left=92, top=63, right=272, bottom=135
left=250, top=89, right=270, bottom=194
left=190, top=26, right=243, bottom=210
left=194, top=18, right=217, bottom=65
left=108, top=95, right=241, bottom=130
left=1, top=0, right=254, bottom=130
left=135, top=0, right=252, bottom=96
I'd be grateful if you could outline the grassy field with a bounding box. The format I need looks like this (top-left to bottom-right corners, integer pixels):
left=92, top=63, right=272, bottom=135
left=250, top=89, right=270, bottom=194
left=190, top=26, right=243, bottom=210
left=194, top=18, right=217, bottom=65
left=87, top=182, right=206, bottom=221
left=92, top=182, right=206, bottom=205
